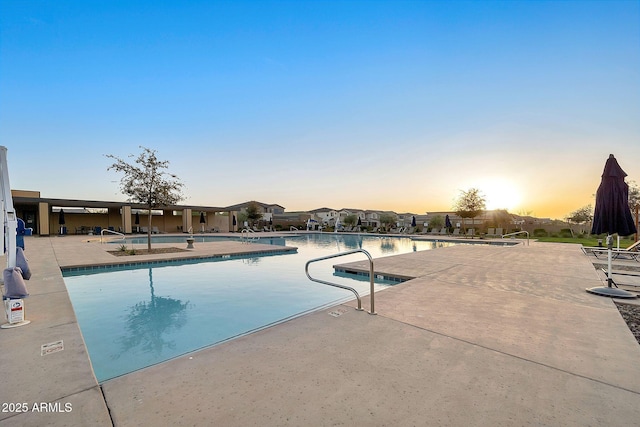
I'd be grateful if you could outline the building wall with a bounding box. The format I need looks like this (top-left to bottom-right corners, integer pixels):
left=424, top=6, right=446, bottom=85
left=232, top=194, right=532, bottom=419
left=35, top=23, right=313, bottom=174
left=11, top=190, right=40, bottom=198
left=38, top=203, right=49, bottom=235
left=191, top=212, right=230, bottom=233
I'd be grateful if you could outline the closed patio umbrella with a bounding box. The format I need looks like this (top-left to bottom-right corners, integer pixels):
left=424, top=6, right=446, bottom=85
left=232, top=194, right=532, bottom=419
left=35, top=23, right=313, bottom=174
left=134, top=212, right=140, bottom=233
left=587, top=154, right=637, bottom=298
left=58, top=209, right=66, bottom=235
left=200, top=212, right=206, bottom=233
left=445, top=214, right=452, bottom=230
left=411, top=216, right=416, bottom=227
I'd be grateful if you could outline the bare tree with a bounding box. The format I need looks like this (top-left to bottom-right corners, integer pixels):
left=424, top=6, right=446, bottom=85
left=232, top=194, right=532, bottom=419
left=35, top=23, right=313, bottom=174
left=566, top=205, right=593, bottom=234
left=453, top=188, right=486, bottom=234
left=630, top=181, right=639, bottom=238
left=107, top=146, right=184, bottom=251
left=629, top=180, right=639, bottom=210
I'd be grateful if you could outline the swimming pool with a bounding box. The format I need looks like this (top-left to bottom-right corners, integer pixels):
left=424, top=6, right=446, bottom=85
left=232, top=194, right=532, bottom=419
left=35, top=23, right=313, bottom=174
left=64, top=234, right=457, bottom=382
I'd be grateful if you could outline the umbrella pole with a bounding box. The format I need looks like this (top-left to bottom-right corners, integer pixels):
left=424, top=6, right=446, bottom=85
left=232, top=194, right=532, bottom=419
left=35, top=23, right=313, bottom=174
left=607, top=234, right=613, bottom=288
left=607, top=249, right=613, bottom=287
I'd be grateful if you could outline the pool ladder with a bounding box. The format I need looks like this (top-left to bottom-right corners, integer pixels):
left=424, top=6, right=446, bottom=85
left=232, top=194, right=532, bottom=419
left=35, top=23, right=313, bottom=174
left=241, top=228, right=258, bottom=243
left=305, top=249, right=376, bottom=315
left=100, top=229, right=125, bottom=243
left=501, top=230, right=530, bottom=246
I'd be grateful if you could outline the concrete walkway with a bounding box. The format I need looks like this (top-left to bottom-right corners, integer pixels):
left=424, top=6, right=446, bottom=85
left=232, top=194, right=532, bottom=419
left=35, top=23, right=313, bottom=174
left=1, top=235, right=639, bottom=426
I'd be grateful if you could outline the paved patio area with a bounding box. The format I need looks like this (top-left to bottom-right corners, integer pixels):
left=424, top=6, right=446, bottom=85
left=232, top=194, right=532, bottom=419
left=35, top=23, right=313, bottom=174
left=1, top=234, right=639, bottom=426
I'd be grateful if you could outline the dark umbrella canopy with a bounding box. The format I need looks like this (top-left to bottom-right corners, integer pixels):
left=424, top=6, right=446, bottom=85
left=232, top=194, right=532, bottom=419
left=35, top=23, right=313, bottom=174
left=587, top=154, right=637, bottom=298
left=58, top=209, right=66, bottom=225
left=200, top=212, right=206, bottom=224
left=233, top=215, right=237, bottom=226
left=445, top=215, right=452, bottom=228
left=357, top=217, right=362, bottom=226
left=135, top=212, right=140, bottom=225
left=411, top=216, right=416, bottom=227
left=591, top=154, right=637, bottom=236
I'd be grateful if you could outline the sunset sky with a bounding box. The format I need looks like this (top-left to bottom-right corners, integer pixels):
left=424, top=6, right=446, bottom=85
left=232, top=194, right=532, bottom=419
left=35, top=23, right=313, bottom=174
left=1, top=1, right=638, bottom=219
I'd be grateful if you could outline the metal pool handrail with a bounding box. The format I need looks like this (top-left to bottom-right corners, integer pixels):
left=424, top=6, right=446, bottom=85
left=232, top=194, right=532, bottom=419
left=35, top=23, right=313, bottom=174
left=241, top=228, right=258, bottom=243
left=502, top=230, right=529, bottom=246
left=305, top=249, right=377, bottom=315
left=100, top=229, right=125, bottom=243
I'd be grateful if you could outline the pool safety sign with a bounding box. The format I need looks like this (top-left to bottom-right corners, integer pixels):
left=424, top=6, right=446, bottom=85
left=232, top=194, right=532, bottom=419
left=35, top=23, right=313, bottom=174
left=328, top=308, right=348, bottom=317
left=5, top=299, right=25, bottom=323
left=41, top=340, right=64, bottom=356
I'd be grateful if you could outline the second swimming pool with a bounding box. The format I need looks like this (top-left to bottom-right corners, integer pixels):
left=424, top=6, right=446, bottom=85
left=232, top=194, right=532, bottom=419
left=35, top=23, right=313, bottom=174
left=63, top=234, right=457, bottom=382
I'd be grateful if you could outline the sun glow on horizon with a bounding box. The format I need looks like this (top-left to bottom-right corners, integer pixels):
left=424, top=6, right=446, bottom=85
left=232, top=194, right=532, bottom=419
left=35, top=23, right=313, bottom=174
left=478, top=179, right=523, bottom=212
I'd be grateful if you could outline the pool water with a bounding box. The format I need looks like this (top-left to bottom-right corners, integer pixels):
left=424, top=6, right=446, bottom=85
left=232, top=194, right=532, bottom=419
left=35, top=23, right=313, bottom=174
left=63, top=234, right=455, bottom=382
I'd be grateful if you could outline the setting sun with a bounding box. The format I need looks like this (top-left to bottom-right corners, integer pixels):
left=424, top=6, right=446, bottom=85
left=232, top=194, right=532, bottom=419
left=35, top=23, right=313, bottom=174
left=479, top=179, right=523, bottom=212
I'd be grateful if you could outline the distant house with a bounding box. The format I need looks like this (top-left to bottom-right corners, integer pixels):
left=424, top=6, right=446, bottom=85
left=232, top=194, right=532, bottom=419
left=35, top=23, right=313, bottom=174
left=337, top=209, right=355, bottom=222
left=225, top=201, right=285, bottom=222
left=309, top=207, right=339, bottom=225
left=306, top=208, right=425, bottom=229
left=363, top=210, right=380, bottom=227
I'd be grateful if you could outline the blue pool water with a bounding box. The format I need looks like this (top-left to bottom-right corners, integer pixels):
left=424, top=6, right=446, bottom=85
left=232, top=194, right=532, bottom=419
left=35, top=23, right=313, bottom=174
left=63, top=234, right=456, bottom=382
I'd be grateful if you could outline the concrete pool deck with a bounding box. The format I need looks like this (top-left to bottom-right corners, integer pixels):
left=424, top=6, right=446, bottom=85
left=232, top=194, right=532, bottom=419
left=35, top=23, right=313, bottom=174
left=1, top=234, right=639, bottom=426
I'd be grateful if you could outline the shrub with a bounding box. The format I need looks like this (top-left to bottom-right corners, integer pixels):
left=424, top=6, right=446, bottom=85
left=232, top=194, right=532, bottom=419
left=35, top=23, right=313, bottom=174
left=559, top=228, right=573, bottom=238
left=532, top=229, right=548, bottom=237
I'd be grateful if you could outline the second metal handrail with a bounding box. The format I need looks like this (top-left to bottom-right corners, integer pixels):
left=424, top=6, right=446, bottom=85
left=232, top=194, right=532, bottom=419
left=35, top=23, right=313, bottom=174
left=305, top=249, right=376, bottom=315
left=241, top=228, right=258, bottom=243
left=502, top=230, right=529, bottom=246
left=100, top=229, right=125, bottom=243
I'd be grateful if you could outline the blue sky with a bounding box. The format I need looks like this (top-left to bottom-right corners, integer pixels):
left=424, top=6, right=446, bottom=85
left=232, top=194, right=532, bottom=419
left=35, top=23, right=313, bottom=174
left=1, top=0, right=639, bottom=218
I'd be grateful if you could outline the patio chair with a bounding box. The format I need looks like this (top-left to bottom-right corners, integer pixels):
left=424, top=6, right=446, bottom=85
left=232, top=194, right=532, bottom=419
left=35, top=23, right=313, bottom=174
left=626, top=240, right=640, bottom=252
left=581, top=246, right=640, bottom=262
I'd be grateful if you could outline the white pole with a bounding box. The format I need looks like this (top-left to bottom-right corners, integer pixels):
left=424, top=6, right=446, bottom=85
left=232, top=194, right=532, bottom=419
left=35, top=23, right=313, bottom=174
left=0, top=146, right=17, bottom=269
left=607, top=234, right=613, bottom=287
left=0, top=200, right=4, bottom=265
